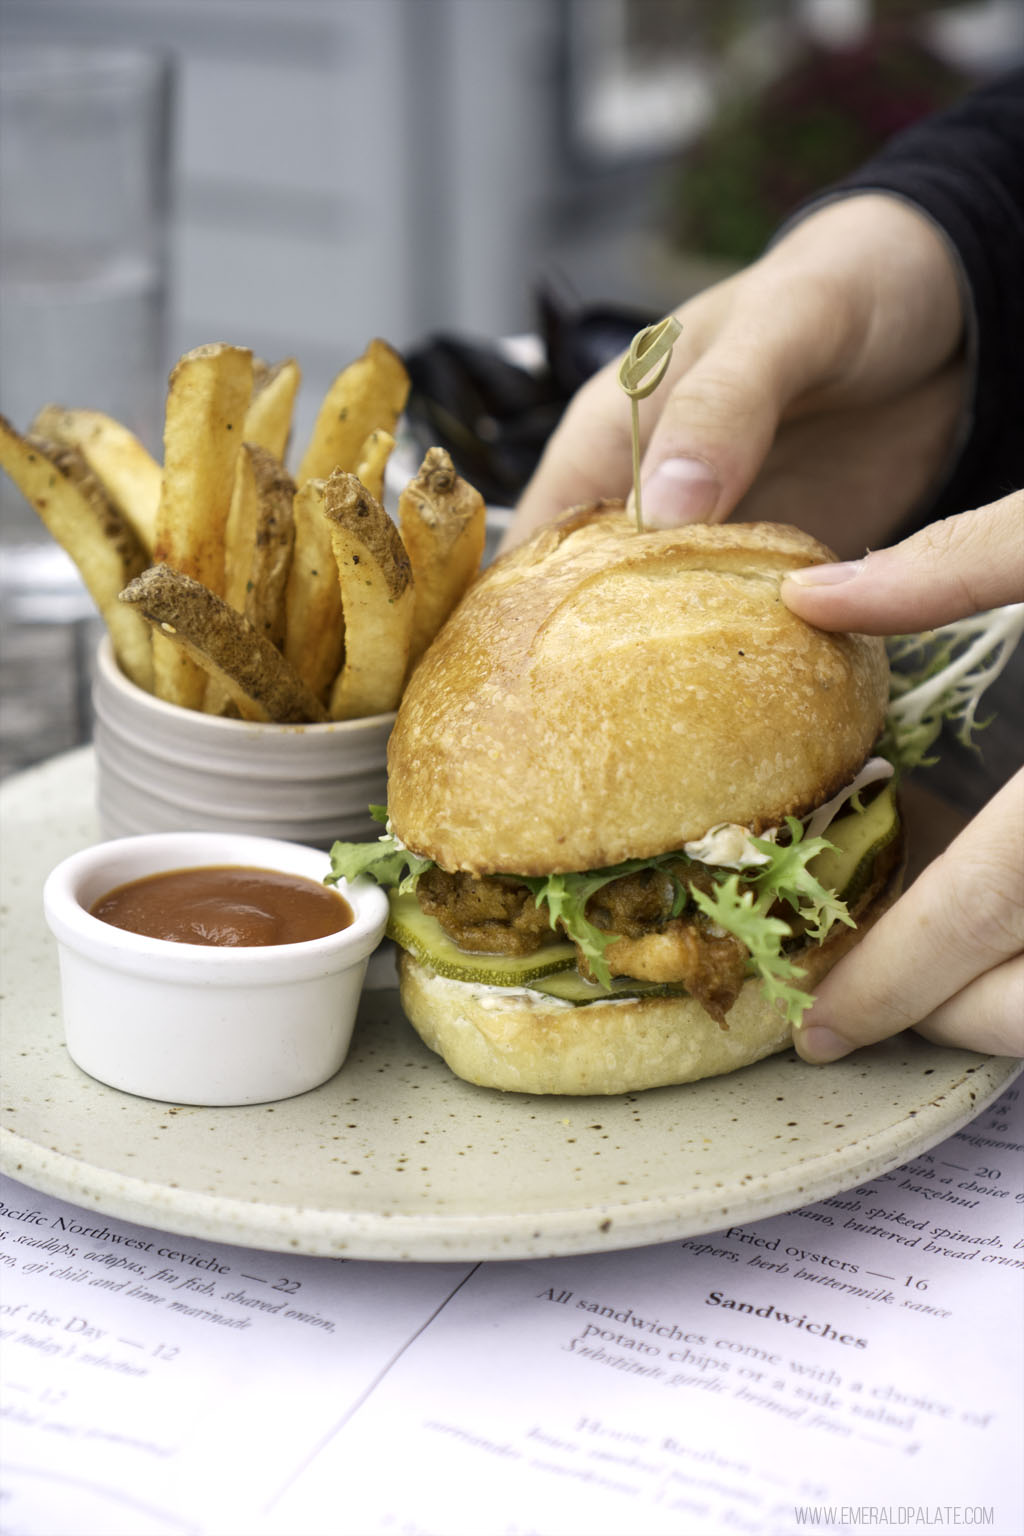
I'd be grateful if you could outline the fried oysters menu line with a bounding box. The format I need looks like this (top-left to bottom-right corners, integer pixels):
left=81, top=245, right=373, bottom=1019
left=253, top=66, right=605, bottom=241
left=1, top=1078, right=1021, bottom=1536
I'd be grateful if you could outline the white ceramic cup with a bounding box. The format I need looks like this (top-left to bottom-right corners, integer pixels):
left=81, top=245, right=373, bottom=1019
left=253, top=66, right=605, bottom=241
left=91, top=636, right=393, bottom=849
left=43, top=831, right=389, bottom=1106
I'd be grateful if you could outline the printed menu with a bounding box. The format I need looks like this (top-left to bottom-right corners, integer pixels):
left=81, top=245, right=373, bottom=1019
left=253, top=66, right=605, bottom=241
left=1, top=1078, right=1021, bottom=1536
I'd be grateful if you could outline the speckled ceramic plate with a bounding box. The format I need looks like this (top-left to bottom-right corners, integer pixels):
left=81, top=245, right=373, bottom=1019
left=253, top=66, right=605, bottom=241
left=2, top=750, right=1019, bottom=1262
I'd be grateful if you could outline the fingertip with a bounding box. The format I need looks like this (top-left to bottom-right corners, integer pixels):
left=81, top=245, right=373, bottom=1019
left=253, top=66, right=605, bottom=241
left=794, top=1023, right=857, bottom=1064
left=637, top=457, right=721, bottom=528
left=783, top=560, right=863, bottom=589
left=780, top=560, right=872, bottom=630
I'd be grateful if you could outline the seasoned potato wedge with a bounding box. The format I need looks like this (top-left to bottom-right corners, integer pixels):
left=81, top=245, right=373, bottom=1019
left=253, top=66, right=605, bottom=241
left=282, top=475, right=346, bottom=702
left=30, top=405, right=162, bottom=557
left=205, top=444, right=296, bottom=714
left=121, top=565, right=328, bottom=724
left=152, top=342, right=254, bottom=707
left=223, top=443, right=295, bottom=646
left=244, top=357, right=301, bottom=461
left=398, top=446, right=486, bottom=671
left=297, top=338, right=408, bottom=483
left=354, top=427, right=396, bottom=505
left=0, top=415, right=153, bottom=689
left=321, top=470, right=415, bottom=719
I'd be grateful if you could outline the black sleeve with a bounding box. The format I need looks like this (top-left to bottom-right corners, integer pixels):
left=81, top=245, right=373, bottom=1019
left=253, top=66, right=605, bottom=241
left=826, top=67, right=1024, bottom=532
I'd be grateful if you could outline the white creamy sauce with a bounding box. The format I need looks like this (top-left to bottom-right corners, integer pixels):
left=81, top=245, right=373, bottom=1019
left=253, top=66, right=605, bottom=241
left=682, top=823, right=775, bottom=869
left=425, top=972, right=634, bottom=1010
left=682, top=757, right=894, bottom=871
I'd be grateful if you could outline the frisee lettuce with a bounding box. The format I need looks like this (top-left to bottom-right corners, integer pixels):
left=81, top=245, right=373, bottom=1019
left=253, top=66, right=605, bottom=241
left=691, top=819, right=854, bottom=1026
left=689, top=876, right=806, bottom=1023
left=881, top=604, right=1024, bottom=775
left=516, top=823, right=849, bottom=1016
left=517, top=853, right=691, bottom=992
left=749, top=819, right=854, bottom=944
left=327, top=806, right=433, bottom=893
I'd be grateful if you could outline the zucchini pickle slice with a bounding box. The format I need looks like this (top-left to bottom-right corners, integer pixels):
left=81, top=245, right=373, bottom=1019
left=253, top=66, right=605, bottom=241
left=386, top=890, right=576, bottom=986
left=807, top=784, right=900, bottom=907
left=531, top=971, right=690, bottom=1004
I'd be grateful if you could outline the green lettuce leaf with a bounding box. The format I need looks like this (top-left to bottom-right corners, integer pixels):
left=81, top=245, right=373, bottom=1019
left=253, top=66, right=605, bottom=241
left=749, top=818, right=854, bottom=943
left=687, top=821, right=854, bottom=1026
left=689, top=875, right=809, bottom=1024
left=519, top=853, right=689, bottom=990
left=327, top=807, right=433, bottom=894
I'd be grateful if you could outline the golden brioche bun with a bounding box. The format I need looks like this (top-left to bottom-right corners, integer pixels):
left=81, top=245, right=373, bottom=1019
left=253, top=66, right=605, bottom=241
left=397, top=861, right=904, bottom=1096
left=387, top=506, right=889, bottom=874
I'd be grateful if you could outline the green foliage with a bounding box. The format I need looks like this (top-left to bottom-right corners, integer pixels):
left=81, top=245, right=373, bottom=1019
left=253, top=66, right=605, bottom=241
left=883, top=607, right=1024, bottom=774
left=327, top=808, right=434, bottom=894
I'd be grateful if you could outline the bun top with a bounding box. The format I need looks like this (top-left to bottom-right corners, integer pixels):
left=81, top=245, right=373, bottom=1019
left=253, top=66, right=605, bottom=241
left=387, top=507, right=889, bottom=875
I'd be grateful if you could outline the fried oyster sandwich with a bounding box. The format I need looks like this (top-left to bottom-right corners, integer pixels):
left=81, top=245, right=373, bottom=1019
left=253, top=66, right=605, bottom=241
left=330, top=507, right=904, bottom=1094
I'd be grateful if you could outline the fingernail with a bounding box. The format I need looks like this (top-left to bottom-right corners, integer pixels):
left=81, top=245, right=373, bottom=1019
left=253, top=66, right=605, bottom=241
left=784, top=560, right=863, bottom=587
left=639, top=458, right=720, bottom=527
left=797, top=1024, right=855, bottom=1063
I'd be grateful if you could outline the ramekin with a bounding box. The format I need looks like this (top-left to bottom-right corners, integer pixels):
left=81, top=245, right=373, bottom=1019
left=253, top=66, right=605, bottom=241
left=42, top=831, right=389, bottom=1105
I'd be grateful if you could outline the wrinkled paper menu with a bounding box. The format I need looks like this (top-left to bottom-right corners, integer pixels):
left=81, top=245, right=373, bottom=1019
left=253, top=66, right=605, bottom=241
left=1, top=1078, right=1021, bottom=1536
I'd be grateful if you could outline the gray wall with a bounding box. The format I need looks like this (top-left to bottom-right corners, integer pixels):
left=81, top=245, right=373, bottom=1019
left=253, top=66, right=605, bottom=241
left=0, top=0, right=562, bottom=441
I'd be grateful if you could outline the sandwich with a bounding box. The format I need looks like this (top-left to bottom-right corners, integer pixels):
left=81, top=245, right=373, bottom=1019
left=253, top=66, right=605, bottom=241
left=329, top=505, right=904, bottom=1094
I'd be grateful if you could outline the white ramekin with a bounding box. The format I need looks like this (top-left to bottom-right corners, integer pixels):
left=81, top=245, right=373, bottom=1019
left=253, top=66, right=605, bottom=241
left=43, top=831, right=389, bottom=1106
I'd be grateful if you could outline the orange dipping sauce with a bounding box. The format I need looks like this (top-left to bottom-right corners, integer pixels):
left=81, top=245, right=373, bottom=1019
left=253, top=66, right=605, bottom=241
left=91, top=865, right=354, bottom=947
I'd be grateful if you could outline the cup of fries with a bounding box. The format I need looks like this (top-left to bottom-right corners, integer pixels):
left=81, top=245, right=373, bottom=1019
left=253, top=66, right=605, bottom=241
left=91, top=634, right=395, bottom=847
left=0, top=338, right=487, bottom=849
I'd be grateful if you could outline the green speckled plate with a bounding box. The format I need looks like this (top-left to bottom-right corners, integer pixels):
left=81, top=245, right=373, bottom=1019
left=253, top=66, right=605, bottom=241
left=2, top=750, right=1018, bottom=1261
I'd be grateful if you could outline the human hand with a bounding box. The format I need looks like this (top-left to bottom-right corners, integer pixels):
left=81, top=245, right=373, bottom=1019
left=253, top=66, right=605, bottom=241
left=508, top=195, right=967, bottom=557
left=781, top=493, right=1024, bottom=1061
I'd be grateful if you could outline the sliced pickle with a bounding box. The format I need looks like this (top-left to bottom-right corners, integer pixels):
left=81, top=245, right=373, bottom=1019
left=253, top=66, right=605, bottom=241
left=808, top=784, right=900, bottom=904
left=531, top=971, right=689, bottom=1005
left=386, top=890, right=576, bottom=985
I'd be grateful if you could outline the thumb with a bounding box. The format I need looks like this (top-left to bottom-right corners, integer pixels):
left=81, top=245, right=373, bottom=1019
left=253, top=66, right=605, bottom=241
left=780, top=494, right=1024, bottom=634
left=634, top=358, right=780, bottom=528
left=634, top=277, right=848, bottom=529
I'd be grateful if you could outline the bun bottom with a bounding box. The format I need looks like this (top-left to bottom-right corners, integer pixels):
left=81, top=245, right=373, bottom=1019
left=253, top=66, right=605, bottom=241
left=397, top=870, right=903, bottom=1095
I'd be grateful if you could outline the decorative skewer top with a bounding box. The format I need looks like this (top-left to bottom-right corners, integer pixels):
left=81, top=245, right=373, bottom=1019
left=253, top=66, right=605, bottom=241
left=617, top=316, right=682, bottom=532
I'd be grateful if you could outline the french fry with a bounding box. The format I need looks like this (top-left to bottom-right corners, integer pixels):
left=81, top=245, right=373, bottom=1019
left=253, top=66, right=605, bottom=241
left=206, top=444, right=296, bottom=714
left=322, top=471, right=415, bottom=720
left=0, top=415, right=153, bottom=690
left=297, top=338, right=408, bottom=483
left=398, top=447, right=486, bottom=671
left=354, top=428, right=396, bottom=504
left=244, top=358, right=301, bottom=461
left=120, top=566, right=328, bottom=724
left=153, top=343, right=254, bottom=708
left=224, top=444, right=295, bottom=645
left=283, top=342, right=407, bottom=697
left=30, top=405, right=162, bottom=557
left=282, top=476, right=346, bottom=702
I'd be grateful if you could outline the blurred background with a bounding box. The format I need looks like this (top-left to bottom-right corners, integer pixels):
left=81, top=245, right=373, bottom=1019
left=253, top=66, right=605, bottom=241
left=2, top=0, right=1022, bottom=773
